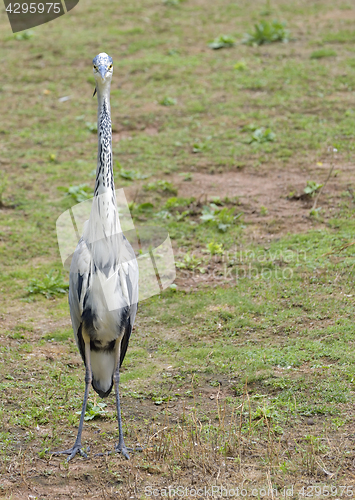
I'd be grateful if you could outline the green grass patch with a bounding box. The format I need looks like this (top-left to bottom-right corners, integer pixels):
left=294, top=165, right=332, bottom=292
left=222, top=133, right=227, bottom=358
left=310, top=48, right=337, bottom=59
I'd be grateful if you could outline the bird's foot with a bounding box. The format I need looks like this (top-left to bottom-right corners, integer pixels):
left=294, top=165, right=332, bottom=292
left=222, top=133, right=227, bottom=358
left=50, top=444, right=87, bottom=462
left=114, top=443, right=130, bottom=460
left=112, top=444, right=143, bottom=458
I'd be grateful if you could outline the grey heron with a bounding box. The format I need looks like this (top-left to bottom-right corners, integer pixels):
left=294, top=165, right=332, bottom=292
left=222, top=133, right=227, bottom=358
left=54, top=53, right=138, bottom=461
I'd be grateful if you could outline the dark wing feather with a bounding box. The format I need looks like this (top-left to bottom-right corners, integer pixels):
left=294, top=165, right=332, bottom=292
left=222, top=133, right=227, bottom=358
left=69, top=238, right=91, bottom=361
left=120, top=303, right=137, bottom=367
left=120, top=318, right=131, bottom=367
left=119, top=237, right=139, bottom=366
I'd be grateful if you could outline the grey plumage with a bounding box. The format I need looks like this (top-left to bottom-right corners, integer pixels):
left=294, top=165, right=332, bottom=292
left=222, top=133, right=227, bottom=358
left=53, top=52, right=138, bottom=461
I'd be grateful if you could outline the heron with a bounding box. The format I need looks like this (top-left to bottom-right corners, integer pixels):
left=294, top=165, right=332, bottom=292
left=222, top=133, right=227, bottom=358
left=54, top=53, right=138, bottom=461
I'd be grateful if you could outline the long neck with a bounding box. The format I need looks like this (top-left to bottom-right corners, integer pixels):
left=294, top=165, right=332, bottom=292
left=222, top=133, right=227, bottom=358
left=86, top=83, right=122, bottom=247
left=94, top=85, right=115, bottom=197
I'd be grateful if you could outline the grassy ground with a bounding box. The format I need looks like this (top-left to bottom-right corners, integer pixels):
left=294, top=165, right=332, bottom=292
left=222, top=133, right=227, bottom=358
left=1, top=0, right=355, bottom=497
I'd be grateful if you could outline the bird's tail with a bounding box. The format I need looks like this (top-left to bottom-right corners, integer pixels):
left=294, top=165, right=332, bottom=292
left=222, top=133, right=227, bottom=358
left=90, top=349, right=116, bottom=398
left=92, top=378, right=113, bottom=398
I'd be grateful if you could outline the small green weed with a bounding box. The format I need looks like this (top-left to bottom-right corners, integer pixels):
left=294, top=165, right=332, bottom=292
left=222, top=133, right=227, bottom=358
left=242, top=123, right=257, bottom=132
left=243, top=20, right=289, bottom=46
left=129, top=202, right=154, bottom=217
left=331, top=417, right=345, bottom=429
left=117, top=166, right=149, bottom=181
left=248, top=127, right=275, bottom=144
left=304, top=181, right=323, bottom=197
left=14, top=30, right=34, bottom=40
left=211, top=196, right=223, bottom=205
left=192, top=137, right=212, bottom=153
left=160, top=97, right=177, bottom=106
left=310, top=49, right=337, bottom=59
left=200, top=204, right=243, bottom=232
left=76, top=402, right=108, bottom=421
left=279, top=461, right=292, bottom=473
left=309, top=207, right=322, bottom=219
left=25, top=270, right=69, bottom=299
left=192, top=142, right=205, bottom=153
left=60, top=184, right=92, bottom=203
left=209, top=35, right=235, bottom=50
left=138, top=202, right=155, bottom=212
left=165, top=197, right=195, bottom=209
left=179, top=172, right=193, bottom=181
left=260, top=205, right=268, bottom=215
left=206, top=241, right=224, bottom=256
left=234, top=61, right=247, bottom=71
left=154, top=209, right=172, bottom=220
left=176, top=252, right=204, bottom=272
left=144, top=180, right=178, bottom=195
left=253, top=405, right=279, bottom=423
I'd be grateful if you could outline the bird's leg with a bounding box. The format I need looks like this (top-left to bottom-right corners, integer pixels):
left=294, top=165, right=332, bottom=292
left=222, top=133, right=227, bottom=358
left=52, top=336, right=92, bottom=461
left=113, top=345, right=130, bottom=459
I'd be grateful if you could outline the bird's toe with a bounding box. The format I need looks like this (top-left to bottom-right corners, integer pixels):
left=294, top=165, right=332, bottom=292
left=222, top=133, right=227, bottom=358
left=50, top=445, right=87, bottom=462
left=114, top=444, right=130, bottom=460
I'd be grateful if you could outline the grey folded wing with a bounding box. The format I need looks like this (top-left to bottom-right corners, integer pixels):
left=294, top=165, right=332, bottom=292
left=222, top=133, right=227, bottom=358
left=69, top=236, right=139, bottom=366
left=69, top=238, right=91, bottom=349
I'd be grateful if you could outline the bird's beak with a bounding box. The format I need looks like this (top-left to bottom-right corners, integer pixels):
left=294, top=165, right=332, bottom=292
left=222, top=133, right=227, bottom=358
left=98, top=65, right=107, bottom=81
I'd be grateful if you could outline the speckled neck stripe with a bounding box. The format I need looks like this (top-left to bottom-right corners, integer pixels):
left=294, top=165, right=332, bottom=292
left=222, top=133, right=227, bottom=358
left=94, top=97, right=114, bottom=197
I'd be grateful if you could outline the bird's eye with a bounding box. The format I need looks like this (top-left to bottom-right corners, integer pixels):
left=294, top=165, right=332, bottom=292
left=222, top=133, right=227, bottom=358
left=93, top=65, right=98, bottom=71
left=108, top=64, right=113, bottom=70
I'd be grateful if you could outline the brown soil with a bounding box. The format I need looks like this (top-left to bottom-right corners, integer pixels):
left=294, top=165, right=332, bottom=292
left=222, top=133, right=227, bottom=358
left=118, top=157, right=352, bottom=246
left=172, top=161, right=350, bottom=239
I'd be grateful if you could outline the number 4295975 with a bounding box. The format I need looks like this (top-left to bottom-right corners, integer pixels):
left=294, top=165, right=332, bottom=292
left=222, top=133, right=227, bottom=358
left=299, top=485, right=353, bottom=497
left=6, top=3, right=61, bottom=14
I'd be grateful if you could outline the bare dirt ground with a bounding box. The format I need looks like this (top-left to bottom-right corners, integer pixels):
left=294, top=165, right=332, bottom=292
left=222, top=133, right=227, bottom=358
left=121, top=158, right=350, bottom=242
left=171, top=161, right=348, bottom=238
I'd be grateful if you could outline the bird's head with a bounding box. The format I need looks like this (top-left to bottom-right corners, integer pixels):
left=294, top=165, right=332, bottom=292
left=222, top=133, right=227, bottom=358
left=93, top=52, right=113, bottom=87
